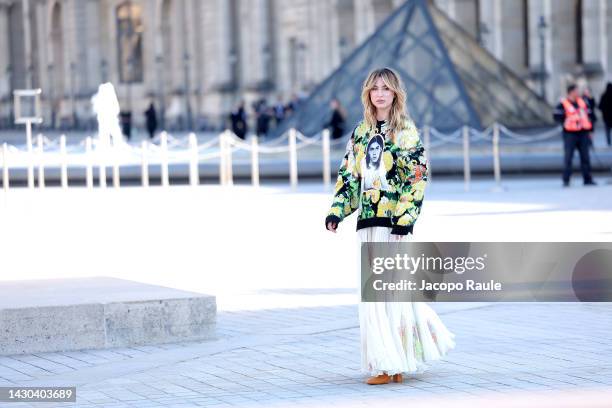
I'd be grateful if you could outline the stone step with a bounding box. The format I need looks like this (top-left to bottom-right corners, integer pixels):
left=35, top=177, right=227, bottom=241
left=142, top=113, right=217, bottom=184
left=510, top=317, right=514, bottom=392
left=0, top=277, right=216, bottom=356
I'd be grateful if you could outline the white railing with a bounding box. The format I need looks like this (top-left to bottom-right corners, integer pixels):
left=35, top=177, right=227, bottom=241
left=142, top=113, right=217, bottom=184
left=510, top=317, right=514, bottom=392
left=0, top=123, right=563, bottom=192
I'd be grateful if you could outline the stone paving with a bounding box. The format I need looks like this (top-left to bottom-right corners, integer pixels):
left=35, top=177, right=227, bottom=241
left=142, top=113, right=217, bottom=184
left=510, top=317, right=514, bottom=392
left=2, top=178, right=612, bottom=406
left=0, top=301, right=610, bottom=407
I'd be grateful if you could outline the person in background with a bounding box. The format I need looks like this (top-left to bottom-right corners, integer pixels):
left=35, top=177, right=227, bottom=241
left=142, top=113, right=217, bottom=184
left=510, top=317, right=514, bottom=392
left=582, top=87, right=597, bottom=148
left=598, top=82, right=612, bottom=147
left=326, top=98, right=346, bottom=140
left=256, top=99, right=272, bottom=139
left=553, top=84, right=596, bottom=187
left=273, top=97, right=285, bottom=127
left=229, top=100, right=248, bottom=139
left=145, top=102, right=158, bottom=140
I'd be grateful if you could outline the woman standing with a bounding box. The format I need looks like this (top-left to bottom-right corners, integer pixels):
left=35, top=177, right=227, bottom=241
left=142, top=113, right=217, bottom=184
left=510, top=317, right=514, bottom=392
left=325, top=67, right=456, bottom=385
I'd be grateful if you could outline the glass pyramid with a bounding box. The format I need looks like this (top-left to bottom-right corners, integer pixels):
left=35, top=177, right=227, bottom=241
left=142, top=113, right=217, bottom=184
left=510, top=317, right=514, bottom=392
left=275, top=0, right=553, bottom=136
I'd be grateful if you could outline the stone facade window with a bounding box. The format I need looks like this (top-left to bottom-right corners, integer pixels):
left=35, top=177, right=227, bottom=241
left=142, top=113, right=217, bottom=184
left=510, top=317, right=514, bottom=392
left=116, top=2, right=144, bottom=83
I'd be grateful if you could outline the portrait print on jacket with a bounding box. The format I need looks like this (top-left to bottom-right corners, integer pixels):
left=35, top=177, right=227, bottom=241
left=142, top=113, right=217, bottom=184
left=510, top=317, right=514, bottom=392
left=362, top=134, right=391, bottom=191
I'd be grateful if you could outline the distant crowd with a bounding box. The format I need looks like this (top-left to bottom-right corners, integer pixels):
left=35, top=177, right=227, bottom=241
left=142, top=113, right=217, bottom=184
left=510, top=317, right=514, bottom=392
left=227, top=93, right=306, bottom=140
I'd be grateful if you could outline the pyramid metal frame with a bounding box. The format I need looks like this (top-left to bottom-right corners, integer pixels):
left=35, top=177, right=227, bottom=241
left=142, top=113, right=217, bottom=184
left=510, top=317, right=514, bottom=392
left=273, top=0, right=552, bottom=137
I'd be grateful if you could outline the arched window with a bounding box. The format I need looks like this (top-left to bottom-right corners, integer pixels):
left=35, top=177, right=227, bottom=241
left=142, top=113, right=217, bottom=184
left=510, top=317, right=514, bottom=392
left=116, top=1, right=144, bottom=83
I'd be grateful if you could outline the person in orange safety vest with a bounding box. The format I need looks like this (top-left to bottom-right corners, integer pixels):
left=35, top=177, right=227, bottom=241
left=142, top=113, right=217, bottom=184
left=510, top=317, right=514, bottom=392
left=553, top=84, right=596, bottom=187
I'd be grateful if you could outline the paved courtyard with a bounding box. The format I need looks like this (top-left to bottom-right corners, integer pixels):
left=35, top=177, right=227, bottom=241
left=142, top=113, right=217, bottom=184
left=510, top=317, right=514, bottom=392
left=0, top=302, right=611, bottom=407
left=0, top=176, right=611, bottom=406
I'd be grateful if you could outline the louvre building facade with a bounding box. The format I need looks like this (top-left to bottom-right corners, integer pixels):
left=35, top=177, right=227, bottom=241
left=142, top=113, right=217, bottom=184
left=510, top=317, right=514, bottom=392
left=0, top=0, right=611, bottom=129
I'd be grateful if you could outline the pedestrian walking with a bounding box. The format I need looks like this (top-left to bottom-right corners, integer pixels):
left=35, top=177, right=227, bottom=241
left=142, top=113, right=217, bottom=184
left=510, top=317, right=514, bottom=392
left=229, top=101, right=248, bottom=139
left=599, top=82, right=612, bottom=147
left=326, top=98, right=347, bottom=140
left=582, top=87, right=597, bottom=148
left=324, top=67, right=456, bottom=385
left=554, top=84, right=596, bottom=187
left=273, top=97, right=285, bottom=127
left=256, top=99, right=272, bottom=139
left=145, top=102, right=158, bottom=140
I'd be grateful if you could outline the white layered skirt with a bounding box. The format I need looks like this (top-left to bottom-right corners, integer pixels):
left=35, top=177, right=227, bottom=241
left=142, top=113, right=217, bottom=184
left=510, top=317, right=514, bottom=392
left=357, top=226, right=456, bottom=376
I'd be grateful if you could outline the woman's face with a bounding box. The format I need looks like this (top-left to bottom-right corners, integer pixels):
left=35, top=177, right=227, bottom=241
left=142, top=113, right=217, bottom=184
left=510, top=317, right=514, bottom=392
left=369, top=77, right=394, bottom=111
left=368, top=141, right=382, bottom=164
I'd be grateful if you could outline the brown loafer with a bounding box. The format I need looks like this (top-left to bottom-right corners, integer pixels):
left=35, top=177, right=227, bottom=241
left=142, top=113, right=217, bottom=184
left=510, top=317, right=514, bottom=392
left=392, top=373, right=403, bottom=383
left=366, top=373, right=391, bottom=385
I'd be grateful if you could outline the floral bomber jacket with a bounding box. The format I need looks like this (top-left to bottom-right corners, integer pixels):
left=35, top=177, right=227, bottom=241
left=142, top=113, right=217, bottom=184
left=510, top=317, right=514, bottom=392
left=324, top=118, right=428, bottom=235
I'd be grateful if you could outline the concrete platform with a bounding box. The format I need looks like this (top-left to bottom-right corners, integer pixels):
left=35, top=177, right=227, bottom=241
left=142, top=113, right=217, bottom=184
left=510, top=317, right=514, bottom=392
left=0, top=277, right=216, bottom=356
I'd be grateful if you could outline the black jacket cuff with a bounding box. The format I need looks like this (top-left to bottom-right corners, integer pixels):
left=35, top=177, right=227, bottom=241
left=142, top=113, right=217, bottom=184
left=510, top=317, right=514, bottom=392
left=325, top=215, right=342, bottom=230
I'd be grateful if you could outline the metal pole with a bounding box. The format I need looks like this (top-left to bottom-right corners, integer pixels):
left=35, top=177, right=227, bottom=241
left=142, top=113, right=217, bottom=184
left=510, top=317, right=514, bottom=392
left=462, top=125, right=470, bottom=192
left=99, top=144, right=107, bottom=189
left=189, top=132, right=199, bottom=187
left=218, top=132, right=226, bottom=185
left=26, top=121, right=34, bottom=188
left=112, top=144, right=120, bottom=188
left=36, top=133, right=44, bottom=189
left=492, top=122, right=502, bottom=191
left=289, top=128, right=298, bottom=190
left=60, top=134, right=67, bottom=188
left=141, top=140, right=149, bottom=187
left=2, top=143, right=9, bottom=192
left=322, top=129, right=330, bottom=189
left=85, top=137, right=93, bottom=189
left=251, top=135, right=259, bottom=187
left=226, top=131, right=233, bottom=186
left=161, top=131, right=169, bottom=187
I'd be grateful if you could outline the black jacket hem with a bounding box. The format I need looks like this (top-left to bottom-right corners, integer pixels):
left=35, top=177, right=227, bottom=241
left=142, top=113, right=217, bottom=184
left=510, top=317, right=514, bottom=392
left=356, top=217, right=414, bottom=235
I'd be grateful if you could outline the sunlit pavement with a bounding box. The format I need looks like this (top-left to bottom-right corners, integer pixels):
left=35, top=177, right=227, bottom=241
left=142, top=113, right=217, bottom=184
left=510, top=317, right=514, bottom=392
left=1, top=176, right=611, bottom=406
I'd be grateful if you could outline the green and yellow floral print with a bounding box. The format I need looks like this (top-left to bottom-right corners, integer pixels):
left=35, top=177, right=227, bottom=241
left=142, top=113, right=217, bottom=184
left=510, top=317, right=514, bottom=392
left=325, top=118, right=428, bottom=235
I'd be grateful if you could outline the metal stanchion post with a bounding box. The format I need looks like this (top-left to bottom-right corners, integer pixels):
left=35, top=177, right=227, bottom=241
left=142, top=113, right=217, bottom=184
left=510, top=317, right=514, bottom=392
left=462, top=125, right=470, bottom=192
left=251, top=135, right=259, bottom=187
left=219, top=132, right=226, bottom=186
left=189, top=132, right=199, bottom=187
left=161, top=131, right=169, bottom=187
left=60, top=135, right=68, bottom=188
left=141, top=140, right=149, bottom=187
left=112, top=143, right=120, bottom=188
left=322, top=129, right=331, bottom=190
left=26, top=122, right=34, bottom=189
left=85, top=137, right=93, bottom=189
left=289, top=128, right=298, bottom=190
left=37, top=134, right=44, bottom=189
left=99, top=142, right=107, bottom=188
left=2, top=143, right=9, bottom=192
left=226, top=131, right=233, bottom=186
left=492, top=122, right=504, bottom=192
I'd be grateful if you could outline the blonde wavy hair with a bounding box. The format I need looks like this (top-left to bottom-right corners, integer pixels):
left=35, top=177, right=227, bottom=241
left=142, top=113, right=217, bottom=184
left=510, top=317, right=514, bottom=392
left=360, top=67, right=410, bottom=143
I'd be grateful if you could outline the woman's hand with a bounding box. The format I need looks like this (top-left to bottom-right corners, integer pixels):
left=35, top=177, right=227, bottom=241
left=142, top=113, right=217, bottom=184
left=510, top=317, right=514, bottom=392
left=326, top=220, right=338, bottom=233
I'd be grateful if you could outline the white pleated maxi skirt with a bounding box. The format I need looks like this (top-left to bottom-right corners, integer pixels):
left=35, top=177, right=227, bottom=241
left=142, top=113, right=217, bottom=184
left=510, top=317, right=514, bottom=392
left=357, top=226, right=456, bottom=377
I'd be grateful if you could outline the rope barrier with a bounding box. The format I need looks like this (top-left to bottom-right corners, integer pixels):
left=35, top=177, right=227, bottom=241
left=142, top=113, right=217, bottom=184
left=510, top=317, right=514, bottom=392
left=430, top=128, right=463, bottom=144
left=0, top=124, right=577, bottom=192
left=498, top=124, right=561, bottom=143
